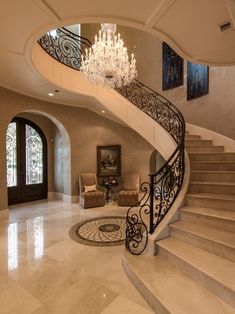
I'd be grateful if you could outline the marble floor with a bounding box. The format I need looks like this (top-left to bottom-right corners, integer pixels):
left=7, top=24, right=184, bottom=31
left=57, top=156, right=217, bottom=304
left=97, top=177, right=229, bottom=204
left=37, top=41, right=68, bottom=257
left=0, top=200, right=153, bottom=314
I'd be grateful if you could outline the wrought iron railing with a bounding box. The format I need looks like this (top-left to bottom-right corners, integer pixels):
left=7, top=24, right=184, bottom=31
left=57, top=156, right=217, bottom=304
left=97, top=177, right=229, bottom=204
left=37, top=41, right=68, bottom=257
left=116, top=81, right=185, bottom=254
left=38, top=27, right=91, bottom=70
left=38, top=29, right=185, bottom=255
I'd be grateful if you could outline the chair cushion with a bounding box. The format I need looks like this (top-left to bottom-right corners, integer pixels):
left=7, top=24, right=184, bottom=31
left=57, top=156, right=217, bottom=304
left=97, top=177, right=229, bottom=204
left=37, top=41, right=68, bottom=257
left=118, top=190, right=139, bottom=206
left=80, top=191, right=105, bottom=208
left=123, top=173, right=139, bottom=190
left=81, top=173, right=96, bottom=186
left=84, top=184, right=97, bottom=192
left=119, top=190, right=138, bottom=196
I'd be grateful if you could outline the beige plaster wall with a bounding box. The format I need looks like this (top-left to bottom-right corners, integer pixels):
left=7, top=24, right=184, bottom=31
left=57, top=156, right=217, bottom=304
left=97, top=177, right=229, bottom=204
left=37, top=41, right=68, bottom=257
left=54, top=131, right=64, bottom=194
left=82, top=24, right=235, bottom=140
left=0, top=87, right=154, bottom=210
left=53, top=105, right=154, bottom=195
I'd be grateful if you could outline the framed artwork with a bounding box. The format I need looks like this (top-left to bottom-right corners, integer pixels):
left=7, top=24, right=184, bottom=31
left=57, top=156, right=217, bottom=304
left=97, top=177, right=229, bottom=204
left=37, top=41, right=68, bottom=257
left=162, top=42, right=184, bottom=91
left=97, top=145, right=121, bottom=176
left=187, top=62, right=209, bottom=100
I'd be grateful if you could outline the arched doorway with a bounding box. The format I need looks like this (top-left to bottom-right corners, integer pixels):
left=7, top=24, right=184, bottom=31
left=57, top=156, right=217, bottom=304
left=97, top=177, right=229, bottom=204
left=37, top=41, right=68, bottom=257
left=6, top=118, right=47, bottom=205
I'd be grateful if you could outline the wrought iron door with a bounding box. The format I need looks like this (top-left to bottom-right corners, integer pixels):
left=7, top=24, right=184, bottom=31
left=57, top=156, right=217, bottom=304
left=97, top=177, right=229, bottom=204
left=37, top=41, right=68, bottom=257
left=7, top=118, right=47, bottom=205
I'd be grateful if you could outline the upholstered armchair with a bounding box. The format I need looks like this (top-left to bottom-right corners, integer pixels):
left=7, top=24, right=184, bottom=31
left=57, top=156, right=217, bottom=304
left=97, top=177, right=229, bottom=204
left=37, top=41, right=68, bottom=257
left=79, top=172, right=105, bottom=208
left=118, top=172, right=140, bottom=206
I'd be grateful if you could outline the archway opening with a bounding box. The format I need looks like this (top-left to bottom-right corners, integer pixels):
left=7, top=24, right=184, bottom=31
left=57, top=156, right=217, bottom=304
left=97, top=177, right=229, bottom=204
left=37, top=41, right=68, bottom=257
left=5, top=110, right=72, bottom=206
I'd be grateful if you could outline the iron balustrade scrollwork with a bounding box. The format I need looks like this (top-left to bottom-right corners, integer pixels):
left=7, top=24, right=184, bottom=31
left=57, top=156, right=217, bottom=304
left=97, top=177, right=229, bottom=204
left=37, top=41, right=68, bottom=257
left=116, top=81, right=185, bottom=255
left=37, top=28, right=185, bottom=255
left=38, top=27, right=91, bottom=70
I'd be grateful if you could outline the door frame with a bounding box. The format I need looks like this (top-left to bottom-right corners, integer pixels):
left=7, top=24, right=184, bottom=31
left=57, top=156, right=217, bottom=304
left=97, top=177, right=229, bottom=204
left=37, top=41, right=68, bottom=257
left=7, top=117, right=48, bottom=205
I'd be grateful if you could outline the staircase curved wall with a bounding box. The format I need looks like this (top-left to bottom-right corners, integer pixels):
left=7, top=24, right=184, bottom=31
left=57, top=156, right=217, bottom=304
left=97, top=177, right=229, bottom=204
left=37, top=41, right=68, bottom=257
left=31, top=44, right=177, bottom=161
left=187, top=123, right=235, bottom=152
left=106, top=25, right=235, bottom=142
left=31, top=44, right=190, bottom=253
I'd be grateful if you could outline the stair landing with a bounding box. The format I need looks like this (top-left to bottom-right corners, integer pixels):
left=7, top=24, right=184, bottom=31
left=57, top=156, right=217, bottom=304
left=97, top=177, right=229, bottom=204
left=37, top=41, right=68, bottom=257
left=123, top=252, right=234, bottom=314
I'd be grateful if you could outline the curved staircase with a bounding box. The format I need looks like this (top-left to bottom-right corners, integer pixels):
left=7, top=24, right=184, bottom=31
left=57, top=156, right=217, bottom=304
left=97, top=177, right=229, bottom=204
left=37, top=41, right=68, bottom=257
left=123, top=130, right=235, bottom=314
left=37, top=28, right=234, bottom=313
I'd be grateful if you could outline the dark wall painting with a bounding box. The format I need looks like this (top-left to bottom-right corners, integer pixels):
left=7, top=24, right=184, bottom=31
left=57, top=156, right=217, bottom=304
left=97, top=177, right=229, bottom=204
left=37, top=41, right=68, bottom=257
left=162, top=42, right=184, bottom=91
left=187, top=62, right=209, bottom=100
left=97, top=145, right=121, bottom=176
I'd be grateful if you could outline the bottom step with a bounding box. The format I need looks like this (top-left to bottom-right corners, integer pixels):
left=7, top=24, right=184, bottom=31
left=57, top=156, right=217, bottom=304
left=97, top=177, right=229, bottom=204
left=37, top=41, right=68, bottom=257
left=122, top=252, right=234, bottom=314
left=157, top=238, right=235, bottom=308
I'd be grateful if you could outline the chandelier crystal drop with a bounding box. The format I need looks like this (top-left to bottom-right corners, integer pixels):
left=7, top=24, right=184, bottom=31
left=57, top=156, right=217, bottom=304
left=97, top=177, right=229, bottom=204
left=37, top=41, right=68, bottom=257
left=80, top=23, right=137, bottom=88
left=47, top=29, right=57, bottom=39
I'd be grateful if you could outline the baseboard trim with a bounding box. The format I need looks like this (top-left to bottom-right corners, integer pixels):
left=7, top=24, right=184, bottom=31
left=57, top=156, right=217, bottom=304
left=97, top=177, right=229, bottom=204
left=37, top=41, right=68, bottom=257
left=47, top=192, right=64, bottom=200
left=48, top=192, right=79, bottom=203
left=0, top=208, right=9, bottom=219
left=63, top=194, right=79, bottom=203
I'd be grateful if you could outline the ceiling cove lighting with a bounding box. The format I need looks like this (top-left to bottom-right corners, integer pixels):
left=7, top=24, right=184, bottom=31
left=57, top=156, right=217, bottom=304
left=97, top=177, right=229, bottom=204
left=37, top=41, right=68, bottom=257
left=80, top=24, right=137, bottom=88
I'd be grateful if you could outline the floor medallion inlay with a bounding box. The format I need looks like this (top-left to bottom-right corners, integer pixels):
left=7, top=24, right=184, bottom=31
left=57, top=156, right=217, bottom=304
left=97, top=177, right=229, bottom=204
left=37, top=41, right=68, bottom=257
left=69, top=216, right=126, bottom=246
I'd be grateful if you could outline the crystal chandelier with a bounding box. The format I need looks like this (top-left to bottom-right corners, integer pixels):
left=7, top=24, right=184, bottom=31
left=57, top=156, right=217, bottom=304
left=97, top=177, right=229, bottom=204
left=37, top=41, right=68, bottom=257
left=80, top=24, right=137, bottom=88
left=47, top=29, right=57, bottom=39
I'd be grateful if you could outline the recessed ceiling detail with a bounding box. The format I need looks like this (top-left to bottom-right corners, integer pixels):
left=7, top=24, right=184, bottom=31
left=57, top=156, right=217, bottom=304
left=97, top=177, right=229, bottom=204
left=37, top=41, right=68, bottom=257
left=1, top=0, right=235, bottom=114
left=218, top=20, right=234, bottom=33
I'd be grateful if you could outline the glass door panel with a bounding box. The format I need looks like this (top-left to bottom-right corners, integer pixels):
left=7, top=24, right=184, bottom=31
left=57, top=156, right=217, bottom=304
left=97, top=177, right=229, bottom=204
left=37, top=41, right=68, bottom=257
left=6, top=122, right=17, bottom=187
left=7, top=118, right=47, bottom=205
left=25, top=124, right=43, bottom=185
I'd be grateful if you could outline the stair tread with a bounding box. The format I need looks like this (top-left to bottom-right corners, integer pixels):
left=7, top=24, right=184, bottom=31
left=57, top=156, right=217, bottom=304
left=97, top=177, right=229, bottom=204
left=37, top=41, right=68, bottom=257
left=181, top=206, right=235, bottom=221
left=191, top=171, right=235, bottom=173
left=187, top=193, right=235, bottom=201
left=190, top=181, right=235, bottom=186
left=186, top=145, right=214, bottom=148
left=185, top=135, right=201, bottom=138
left=186, top=147, right=224, bottom=153
left=124, top=253, right=235, bottom=314
left=171, top=220, right=235, bottom=248
left=186, top=145, right=223, bottom=147
left=158, top=238, right=235, bottom=291
left=187, top=148, right=216, bottom=150
left=191, top=161, right=235, bottom=163
left=189, top=152, right=234, bottom=155
left=186, top=140, right=212, bottom=143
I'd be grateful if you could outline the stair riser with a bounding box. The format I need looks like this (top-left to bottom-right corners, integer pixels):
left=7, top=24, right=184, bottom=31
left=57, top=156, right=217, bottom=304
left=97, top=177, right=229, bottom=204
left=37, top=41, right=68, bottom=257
left=185, top=140, right=212, bottom=146
left=191, top=172, right=235, bottom=182
left=157, top=246, right=235, bottom=308
left=186, top=146, right=224, bottom=153
left=170, top=227, right=235, bottom=262
left=189, top=154, right=235, bottom=161
left=191, top=163, right=235, bottom=171
left=186, top=195, right=235, bottom=211
left=189, top=183, right=235, bottom=195
left=185, top=135, right=201, bottom=140
left=180, top=211, right=235, bottom=233
left=122, top=257, right=170, bottom=314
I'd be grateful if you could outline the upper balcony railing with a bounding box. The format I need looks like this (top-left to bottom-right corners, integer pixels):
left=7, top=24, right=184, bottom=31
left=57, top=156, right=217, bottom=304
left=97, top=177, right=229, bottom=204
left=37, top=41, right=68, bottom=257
left=38, top=28, right=185, bottom=255
left=38, top=27, right=91, bottom=70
